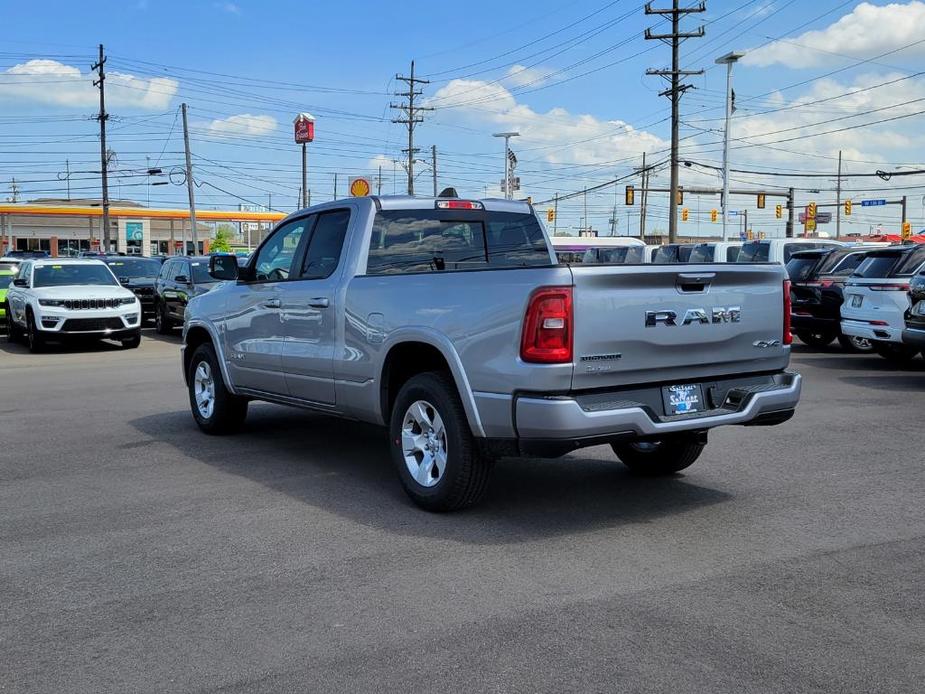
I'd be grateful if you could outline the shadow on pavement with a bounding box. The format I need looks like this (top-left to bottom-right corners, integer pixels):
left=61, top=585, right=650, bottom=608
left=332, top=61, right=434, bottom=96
left=130, top=406, right=732, bottom=545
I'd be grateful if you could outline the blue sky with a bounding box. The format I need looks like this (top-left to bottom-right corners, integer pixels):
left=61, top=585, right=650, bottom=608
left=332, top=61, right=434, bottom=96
left=2, top=0, right=925, bottom=237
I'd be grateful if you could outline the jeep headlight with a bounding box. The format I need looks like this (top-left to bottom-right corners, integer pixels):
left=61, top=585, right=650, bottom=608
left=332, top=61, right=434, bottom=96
left=38, top=299, right=66, bottom=307
left=118, top=297, right=136, bottom=305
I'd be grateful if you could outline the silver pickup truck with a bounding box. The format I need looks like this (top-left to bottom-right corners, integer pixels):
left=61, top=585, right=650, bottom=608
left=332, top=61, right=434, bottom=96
left=182, top=195, right=801, bottom=511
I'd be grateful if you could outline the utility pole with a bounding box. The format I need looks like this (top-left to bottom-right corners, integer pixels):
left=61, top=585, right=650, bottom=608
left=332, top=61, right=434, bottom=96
left=181, top=103, right=198, bottom=253
left=431, top=144, right=438, bottom=197
left=786, top=187, right=795, bottom=238
left=553, top=193, right=559, bottom=235
left=391, top=61, right=433, bottom=195
left=636, top=152, right=649, bottom=238
left=645, top=0, right=705, bottom=243
left=91, top=44, right=111, bottom=251
left=836, top=150, right=843, bottom=238
left=377, top=165, right=382, bottom=195
left=333, top=173, right=338, bottom=200
left=716, top=51, right=743, bottom=242
left=902, top=195, right=908, bottom=232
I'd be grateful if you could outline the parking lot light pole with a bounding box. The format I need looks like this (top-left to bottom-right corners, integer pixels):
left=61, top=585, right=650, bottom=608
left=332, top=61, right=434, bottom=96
left=493, top=132, right=519, bottom=200
left=716, top=51, right=744, bottom=242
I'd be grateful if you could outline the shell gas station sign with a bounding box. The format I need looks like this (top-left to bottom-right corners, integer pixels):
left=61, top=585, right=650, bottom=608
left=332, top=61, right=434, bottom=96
left=349, top=176, right=372, bottom=197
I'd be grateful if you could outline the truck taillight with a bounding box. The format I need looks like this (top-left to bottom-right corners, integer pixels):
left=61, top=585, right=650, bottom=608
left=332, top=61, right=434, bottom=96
left=869, top=283, right=910, bottom=291
left=521, top=287, right=573, bottom=363
left=783, top=279, right=793, bottom=346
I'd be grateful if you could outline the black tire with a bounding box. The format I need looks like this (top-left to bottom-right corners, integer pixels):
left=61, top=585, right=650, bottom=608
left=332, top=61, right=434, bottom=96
left=795, top=330, right=836, bottom=348
left=837, top=334, right=875, bottom=353
left=187, top=342, right=248, bottom=434
left=154, top=301, right=172, bottom=335
left=872, top=341, right=919, bottom=364
left=389, top=371, right=493, bottom=512
left=25, top=309, right=44, bottom=353
left=611, top=433, right=706, bottom=476
left=5, top=304, right=21, bottom=342
left=121, top=330, right=141, bottom=349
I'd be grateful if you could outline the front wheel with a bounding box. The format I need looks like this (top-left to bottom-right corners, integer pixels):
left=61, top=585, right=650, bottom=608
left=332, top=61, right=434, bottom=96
left=389, top=371, right=493, bottom=512
left=187, top=343, right=248, bottom=434
left=872, top=341, right=919, bottom=364
left=121, top=331, right=141, bottom=349
left=5, top=304, right=21, bottom=342
left=612, top=433, right=706, bottom=476
left=795, top=331, right=836, bottom=348
left=837, top=334, right=875, bottom=353
left=26, top=310, right=44, bottom=353
left=154, top=301, right=172, bottom=335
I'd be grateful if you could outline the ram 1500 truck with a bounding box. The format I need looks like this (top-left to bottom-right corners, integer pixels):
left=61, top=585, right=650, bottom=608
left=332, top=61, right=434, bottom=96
left=182, top=195, right=801, bottom=511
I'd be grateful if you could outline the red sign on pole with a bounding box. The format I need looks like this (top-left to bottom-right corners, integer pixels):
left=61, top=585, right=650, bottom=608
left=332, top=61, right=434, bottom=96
left=294, top=113, right=315, bottom=143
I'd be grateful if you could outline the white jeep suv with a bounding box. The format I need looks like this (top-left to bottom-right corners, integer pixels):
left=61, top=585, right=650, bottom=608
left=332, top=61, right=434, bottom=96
left=841, top=245, right=925, bottom=363
left=4, top=258, right=142, bottom=352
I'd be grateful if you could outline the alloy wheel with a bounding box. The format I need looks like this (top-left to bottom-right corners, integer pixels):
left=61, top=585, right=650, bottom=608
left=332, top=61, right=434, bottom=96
left=401, top=400, right=448, bottom=488
left=193, top=361, right=216, bottom=419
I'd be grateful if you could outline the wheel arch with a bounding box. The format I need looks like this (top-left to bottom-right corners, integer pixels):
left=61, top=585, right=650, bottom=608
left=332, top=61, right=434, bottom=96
left=183, top=320, right=236, bottom=392
left=378, top=332, right=485, bottom=437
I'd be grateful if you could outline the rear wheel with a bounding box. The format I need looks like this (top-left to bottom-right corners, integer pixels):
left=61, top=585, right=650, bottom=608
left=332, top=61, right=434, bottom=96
left=389, top=371, right=493, bottom=512
left=611, top=433, right=706, bottom=476
left=26, top=310, right=44, bottom=353
left=837, top=334, right=875, bottom=352
left=187, top=343, right=248, bottom=434
left=872, top=341, right=919, bottom=364
left=795, top=330, right=836, bottom=348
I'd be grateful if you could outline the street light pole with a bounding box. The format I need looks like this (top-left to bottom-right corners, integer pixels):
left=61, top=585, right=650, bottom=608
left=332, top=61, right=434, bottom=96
left=493, top=132, right=519, bottom=199
left=716, top=51, right=743, bottom=242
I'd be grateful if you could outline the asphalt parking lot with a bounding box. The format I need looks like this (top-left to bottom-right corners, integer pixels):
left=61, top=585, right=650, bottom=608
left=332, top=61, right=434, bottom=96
left=1, top=331, right=923, bottom=694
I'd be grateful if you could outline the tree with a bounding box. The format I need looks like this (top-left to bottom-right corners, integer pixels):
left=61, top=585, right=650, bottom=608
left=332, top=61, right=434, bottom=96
left=212, top=224, right=234, bottom=253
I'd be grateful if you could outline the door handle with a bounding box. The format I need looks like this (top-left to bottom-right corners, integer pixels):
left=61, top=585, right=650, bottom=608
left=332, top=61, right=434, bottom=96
left=263, top=298, right=281, bottom=309
left=308, top=297, right=330, bottom=308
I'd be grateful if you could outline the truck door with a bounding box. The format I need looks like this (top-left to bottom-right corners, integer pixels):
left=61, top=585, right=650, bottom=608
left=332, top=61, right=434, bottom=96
left=278, top=208, right=351, bottom=405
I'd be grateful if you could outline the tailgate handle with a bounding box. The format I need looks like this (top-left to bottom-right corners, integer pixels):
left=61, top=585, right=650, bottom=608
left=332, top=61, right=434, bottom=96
left=677, top=273, right=715, bottom=293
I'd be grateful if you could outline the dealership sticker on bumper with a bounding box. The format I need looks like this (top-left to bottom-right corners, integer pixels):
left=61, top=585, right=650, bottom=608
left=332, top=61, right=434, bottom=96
left=663, top=384, right=704, bottom=416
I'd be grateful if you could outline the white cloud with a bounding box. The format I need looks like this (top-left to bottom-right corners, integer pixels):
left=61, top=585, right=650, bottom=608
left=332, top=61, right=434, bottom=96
left=504, top=64, right=554, bottom=88
left=0, top=59, right=178, bottom=110
left=745, top=1, right=925, bottom=68
left=208, top=113, right=277, bottom=137
left=429, top=78, right=668, bottom=167
left=215, top=2, right=241, bottom=14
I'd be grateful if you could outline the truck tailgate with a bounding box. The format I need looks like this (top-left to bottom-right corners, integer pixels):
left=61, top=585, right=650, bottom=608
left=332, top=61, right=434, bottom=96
left=569, top=263, right=789, bottom=391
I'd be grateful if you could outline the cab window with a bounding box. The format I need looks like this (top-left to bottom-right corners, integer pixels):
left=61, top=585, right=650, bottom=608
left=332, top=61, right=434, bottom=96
left=253, top=218, right=310, bottom=281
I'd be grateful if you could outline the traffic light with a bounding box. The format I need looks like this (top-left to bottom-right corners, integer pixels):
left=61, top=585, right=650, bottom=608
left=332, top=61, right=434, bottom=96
left=903, top=221, right=912, bottom=239
left=546, top=208, right=555, bottom=223
left=808, top=202, right=817, bottom=219
left=757, top=193, right=766, bottom=209
left=710, top=209, right=718, bottom=223
left=845, top=199, right=852, bottom=216
left=681, top=208, right=689, bottom=222
left=625, top=185, right=635, bottom=205
left=775, top=204, right=783, bottom=219
left=676, top=188, right=684, bottom=205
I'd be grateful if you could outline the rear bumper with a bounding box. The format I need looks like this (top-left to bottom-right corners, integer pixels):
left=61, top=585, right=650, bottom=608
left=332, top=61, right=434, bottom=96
left=513, top=371, right=801, bottom=442
left=902, top=327, right=925, bottom=349
left=840, top=319, right=902, bottom=343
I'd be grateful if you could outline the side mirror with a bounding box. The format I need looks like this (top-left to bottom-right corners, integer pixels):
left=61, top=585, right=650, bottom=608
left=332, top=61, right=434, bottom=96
left=118, top=277, right=131, bottom=286
left=174, top=274, right=189, bottom=284
left=13, top=278, right=28, bottom=288
left=209, top=254, right=239, bottom=281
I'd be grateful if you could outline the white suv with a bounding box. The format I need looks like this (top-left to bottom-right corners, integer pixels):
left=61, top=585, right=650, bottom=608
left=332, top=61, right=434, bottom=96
left=5, top=258, right=142, bottom=352
left=841, top=245, right=925, bottom=363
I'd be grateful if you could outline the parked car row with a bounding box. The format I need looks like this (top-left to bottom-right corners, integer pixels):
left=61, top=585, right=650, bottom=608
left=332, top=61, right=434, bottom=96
left=785, top=244, right=925, bottom=362
left=551, top=237, right=845, bottom=265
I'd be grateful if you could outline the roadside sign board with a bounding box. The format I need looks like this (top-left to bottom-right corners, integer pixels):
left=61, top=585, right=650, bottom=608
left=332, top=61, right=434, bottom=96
left=293, top=113, right=315, bottom=143
left=799, top=212, right=832, bottom=224
left=861, top=199, right=887, bottom=207
left=349, top=176, right=371, bottom=197
left=126, top=221, right=143, bottom=242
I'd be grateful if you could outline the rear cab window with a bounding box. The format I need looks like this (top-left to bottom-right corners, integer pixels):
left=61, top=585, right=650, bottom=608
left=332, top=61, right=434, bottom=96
left=365, top=210, right=550, bottom=275
left=738, top=242, right=770, bottom=262
left=689, top=245, right=715, bottom=263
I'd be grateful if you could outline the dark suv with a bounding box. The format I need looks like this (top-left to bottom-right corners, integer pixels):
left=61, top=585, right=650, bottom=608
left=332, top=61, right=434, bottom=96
left=103, top=257, right=163, bottom=320
left=786, top=247, right=878, bottom=351
left=902, top=268, right=925, bottom=354
left=154, top=256, right=219, bottom=334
